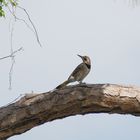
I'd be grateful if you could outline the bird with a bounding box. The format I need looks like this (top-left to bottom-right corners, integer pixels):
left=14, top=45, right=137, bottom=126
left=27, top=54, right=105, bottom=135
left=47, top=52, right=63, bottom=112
left=56, top=54, right=91, bottom=89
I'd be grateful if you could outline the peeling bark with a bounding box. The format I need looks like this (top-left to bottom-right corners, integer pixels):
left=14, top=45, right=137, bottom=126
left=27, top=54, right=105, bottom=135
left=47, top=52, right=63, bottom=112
left=0, top=84, right=140, bottom=139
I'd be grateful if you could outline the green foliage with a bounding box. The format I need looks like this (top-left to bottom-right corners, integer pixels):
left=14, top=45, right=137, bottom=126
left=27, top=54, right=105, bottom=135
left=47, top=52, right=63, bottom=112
left=9, top=0, right=17, bottom=6
left=0, top=0, right=18, bottom=17
left=0, top=6, right=5, bottom=17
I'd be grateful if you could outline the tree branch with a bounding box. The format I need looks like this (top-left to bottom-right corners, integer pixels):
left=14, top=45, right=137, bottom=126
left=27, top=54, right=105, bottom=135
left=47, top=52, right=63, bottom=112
left=0, top=47, right=23, bottom=60
left=0, top=84, right=140, bottom=139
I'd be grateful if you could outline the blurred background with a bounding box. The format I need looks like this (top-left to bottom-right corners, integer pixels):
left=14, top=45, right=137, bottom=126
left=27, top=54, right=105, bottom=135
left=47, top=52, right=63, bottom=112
left=0, top=0, right=140, bottom=139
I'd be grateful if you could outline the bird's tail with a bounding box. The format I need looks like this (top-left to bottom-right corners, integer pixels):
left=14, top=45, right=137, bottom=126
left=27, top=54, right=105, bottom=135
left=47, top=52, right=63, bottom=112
left=56, top=80, right=70, bottom=89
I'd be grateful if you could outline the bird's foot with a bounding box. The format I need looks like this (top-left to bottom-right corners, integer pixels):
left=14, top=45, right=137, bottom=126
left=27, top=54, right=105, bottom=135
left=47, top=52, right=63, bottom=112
left=79, top=82, right=86, bottom=85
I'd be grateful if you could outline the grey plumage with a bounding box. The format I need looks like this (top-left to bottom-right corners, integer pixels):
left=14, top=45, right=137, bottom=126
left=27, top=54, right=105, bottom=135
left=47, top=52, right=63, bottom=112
left=56, top=55, right=91, bottom=89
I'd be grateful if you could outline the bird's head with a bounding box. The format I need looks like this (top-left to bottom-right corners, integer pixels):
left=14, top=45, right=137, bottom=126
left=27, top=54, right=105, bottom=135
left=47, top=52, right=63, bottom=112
left=77, top=54, right=91, bottom=65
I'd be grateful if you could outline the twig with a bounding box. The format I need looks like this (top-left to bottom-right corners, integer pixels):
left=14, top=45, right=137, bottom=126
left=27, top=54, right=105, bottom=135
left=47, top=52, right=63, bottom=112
left=1, top=3, right=42, bottom=89
left=0, top=46, right=23, bottom=89
left=9, top=19, right=15, bottom=90
left=17, top=6, right=42, bottom=47
left=0, top=47, right=23, bottom=60
left=9, top=57, right=15, bottom=90
left=7, top=4, right=42, bottom=47
left=14, top=16, right=35, bottom=33
left=7, top=5, right=35, bottom=33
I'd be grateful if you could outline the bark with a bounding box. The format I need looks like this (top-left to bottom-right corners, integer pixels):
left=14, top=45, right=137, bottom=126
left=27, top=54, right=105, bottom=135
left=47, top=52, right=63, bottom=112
left=0, top=84, right=140, bottom=139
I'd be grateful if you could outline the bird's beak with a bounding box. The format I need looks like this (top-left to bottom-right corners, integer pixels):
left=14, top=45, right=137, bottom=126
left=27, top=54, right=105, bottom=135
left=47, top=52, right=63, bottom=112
left=77, top=54, right=83, bottom=59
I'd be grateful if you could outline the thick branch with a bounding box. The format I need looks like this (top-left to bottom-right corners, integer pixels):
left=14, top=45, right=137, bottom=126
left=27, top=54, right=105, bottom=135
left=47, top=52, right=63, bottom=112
left=0, top=84, right=140, bottom=139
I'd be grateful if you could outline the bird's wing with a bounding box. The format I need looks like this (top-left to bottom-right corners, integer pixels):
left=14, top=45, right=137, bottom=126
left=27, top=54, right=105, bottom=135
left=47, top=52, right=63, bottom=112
left=68, top=63, right=84, bottom=80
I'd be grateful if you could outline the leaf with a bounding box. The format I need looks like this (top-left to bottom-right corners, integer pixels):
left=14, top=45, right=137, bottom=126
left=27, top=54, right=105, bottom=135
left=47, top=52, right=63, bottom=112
left=9, top=0, right=18, bottom=7
left=0, top=7, right=5, bottom=17
left=2, top=0, right=8, bottom=6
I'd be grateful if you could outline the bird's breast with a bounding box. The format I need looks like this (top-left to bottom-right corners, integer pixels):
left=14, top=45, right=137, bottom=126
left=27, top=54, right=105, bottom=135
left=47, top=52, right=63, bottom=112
left=75, top=64, right=90, bottom=81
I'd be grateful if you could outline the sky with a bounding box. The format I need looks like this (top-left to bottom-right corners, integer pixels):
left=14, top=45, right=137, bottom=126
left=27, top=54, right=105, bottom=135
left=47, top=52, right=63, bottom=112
left=0, top=0, right=140, bottom=139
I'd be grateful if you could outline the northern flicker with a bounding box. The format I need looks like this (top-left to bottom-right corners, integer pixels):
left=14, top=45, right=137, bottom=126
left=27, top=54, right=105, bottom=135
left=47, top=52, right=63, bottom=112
left=56, top=55, right=91, bottom=89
